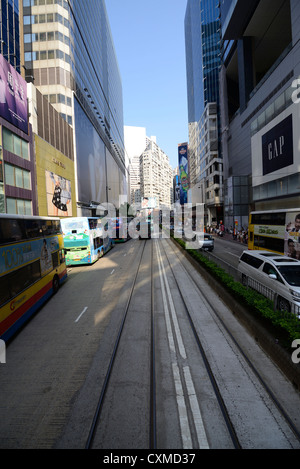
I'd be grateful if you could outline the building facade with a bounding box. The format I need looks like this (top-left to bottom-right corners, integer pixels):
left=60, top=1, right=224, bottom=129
left=28, top=84, right=76, bottom=217
left=0, top=53, right=36, bottom=215
left=0, top=0, right=23, bottom=75
left=220, top=0, right=300, bottom=230
left=124, top=126, right=147, bottom=206
left=140, top=136, right=173, bottom=209
left=125, top=126, right=173, bottom=210
left=185, top=0, right=223, bottom=224
left=22, top=0, right=126, bottom=214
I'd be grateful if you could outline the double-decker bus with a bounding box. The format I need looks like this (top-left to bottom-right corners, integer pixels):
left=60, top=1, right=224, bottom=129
left=248, top=208, right=300, bottom=258
left=0, top=214, right=67, bottom=341
left=61, top=217, right=114, bottom=265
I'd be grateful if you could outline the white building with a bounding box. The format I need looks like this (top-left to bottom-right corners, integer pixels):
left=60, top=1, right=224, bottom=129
left=124, top=126, right=147, bottom=205
left=140, top=137, right=173, bottom=209
left=125, top=126, right=173, bottom=209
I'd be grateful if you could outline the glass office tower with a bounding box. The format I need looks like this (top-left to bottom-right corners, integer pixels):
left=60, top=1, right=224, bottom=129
left=22, top=0, right=126, bottom=213
left=185, top=0, right=223, bottom=225
left=0, top=0, right=22, bottom=74
left=185, top=0, right=220, bottom=123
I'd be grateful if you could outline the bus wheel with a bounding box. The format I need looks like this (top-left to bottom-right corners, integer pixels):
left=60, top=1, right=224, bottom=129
left=53, top=275, right=60, bottom=294
left=277, top=297, right=290, bottom=312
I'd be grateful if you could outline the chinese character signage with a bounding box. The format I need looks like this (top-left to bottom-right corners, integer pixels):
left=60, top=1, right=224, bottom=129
left=0, top=55, right=28, bottom=133
left=178, top=143, right=189, bottom=205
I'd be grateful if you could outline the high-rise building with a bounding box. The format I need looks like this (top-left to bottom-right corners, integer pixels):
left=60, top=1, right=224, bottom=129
left=219, top=0, right=300, bottom=229
left=184, top=0, right=223, bottom=226
left=140, top=136, right=173, bottom=209
left=22, top=0, right=126, bottom=214
left=124, top=126, right=147, bottom=206
left=125, top=126, right=173, bottom=209
left=0, top=0, right=23, bottom=75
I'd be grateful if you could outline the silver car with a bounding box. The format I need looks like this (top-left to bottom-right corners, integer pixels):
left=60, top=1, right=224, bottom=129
left=186, top=232, right=214, bottom=251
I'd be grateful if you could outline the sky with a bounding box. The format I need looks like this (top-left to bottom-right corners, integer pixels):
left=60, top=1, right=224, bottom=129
left=105, top=0, right=189, bottom=170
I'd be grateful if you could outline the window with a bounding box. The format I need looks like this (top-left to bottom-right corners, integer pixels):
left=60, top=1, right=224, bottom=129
left=5, top=164, right=31, bottom=190
left=24, top=33, right=32, bottom=43
left=240, top=253, right=263, bottom=269
left=3, top=128, right=29, bottom=160
left=253, top=236, right=284, bottom=253
left=6, top=198, right=32, bottom=215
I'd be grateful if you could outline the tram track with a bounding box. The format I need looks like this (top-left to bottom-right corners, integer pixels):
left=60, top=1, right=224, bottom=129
left=85, top=239, right=156, bottom=449
left=156, top=239, right=241, bottom=448
left=159, top=237, right=300, bottom=448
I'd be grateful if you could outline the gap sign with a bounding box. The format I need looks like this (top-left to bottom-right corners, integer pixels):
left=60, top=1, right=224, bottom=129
left=262, top=114, right=293, bottom=176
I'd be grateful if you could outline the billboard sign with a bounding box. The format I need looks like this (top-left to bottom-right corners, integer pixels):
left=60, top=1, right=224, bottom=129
left=0, top=55, right=28, bottom=133
left=262, top=114, right=293, bottom=176
left=178, top=143, right=189, bottom=205
left=141, top=197, right=156, bottom=209
left=45, top=170, right=72, bottom=217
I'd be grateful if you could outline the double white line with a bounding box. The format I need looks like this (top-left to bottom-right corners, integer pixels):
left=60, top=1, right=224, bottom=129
left=155, top=240, right=209, bottom=449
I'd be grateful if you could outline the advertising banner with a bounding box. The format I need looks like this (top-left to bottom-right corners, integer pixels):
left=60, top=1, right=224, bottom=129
left=141, top=197, right=156, bottom=209
left=262, top=114, right=293, bottom=176
left=0, top=55, right=28, bottom=133
left=285, top=211, right=300, bottom=259
left=178, top=143, right=189, bottom=205
left=0, top=236, right=59, bottom=277
left=74, top=98, right=107, bottom=205
left=45, top=170, right=72, bottom=217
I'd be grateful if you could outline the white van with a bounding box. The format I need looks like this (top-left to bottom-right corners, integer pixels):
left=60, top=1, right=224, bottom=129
left=238, top=250, right=300, bottom=314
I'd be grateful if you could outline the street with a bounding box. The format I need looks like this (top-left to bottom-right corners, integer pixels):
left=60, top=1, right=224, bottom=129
left=1, top=237, right=300, bottom=449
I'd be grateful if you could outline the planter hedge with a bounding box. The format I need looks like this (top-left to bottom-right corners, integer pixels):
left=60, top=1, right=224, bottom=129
left=173, top=236, right=300, bottom=349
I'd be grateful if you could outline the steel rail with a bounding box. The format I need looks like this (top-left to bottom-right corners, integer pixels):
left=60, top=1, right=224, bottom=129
left=85, top=240, right=149, bottom=449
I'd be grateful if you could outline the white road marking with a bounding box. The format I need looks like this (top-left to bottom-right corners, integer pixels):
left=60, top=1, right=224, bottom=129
left=172, top=362, right=192, bottom=449
left=155, top=240, right=210, bottom=449
left=183, top=366, right=209, bottom=449
left=75, top=306, right=88, bottom=323
left=156, top=241, right=186, bottom=359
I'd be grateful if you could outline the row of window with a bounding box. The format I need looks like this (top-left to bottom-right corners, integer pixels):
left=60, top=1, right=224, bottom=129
left=44, top=93, right=72, bottom=107
left=23, top=0, right=68, bottom=8
left=24, top=30, right=72, bottom=48
left=3, top=128, right=29, bottom=161
left=60, top=113, right=72, bottom=126
left=0, top=216, right=61, bottom=243
left=25, top=49, right=72, bottom=65
left=0, top=250, right=60, bottom=306
left=6, top=197, right=32, bottom=215
left=24, top=13, right=70, bottom=28
left=5, top=164, right=31, bottom=190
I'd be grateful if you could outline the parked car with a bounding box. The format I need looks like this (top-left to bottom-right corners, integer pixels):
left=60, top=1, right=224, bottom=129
left=184, top=232, right=214, bottom=251
left=238, top=250, right=300, bottom=313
